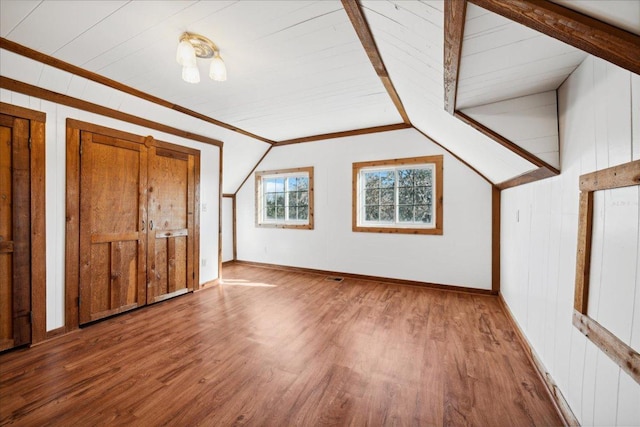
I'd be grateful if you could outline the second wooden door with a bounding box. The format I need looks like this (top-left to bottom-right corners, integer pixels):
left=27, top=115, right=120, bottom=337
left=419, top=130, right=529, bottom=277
left=147, top=146, right=195, bottom=303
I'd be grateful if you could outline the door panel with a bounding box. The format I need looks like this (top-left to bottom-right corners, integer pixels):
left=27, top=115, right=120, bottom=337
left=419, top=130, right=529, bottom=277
left=0, top=115, right=31, bottom=350
left=147, top=147, right=194, bottom=303
left=0, top=121, right=13, bottom=350
left=79, top=132, right=147, bottom=324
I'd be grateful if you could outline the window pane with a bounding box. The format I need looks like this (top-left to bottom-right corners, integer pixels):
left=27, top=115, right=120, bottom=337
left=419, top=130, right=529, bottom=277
left=298, top=177, right=308, bottom=190
left=399, top=205, right=413, bottom=222
left=266, top=205, right=275, bottom=219
left=299, top=191, right=308, bottom=206
left=398, top=169, right=413, bottom=187
left=276, top=193, right=285, bottom=206
left=288, top=191, right=298, bottom=206
left=266, top=193, right=276, bottom=206
left=365, top=206, right=378, bottom=221
left=264, top=179, right=273, bottom=193
left=364, top=172, right=380, bottom=189
left=414, top=169, right=430, bottom=186
left=380, top=205, right=394, bottom=222
left=275, top=177, right=285, bottom=191
left=380, top=189, right=394, bottom=205
left=416, top=205, right=432, bottom=223
left=276, top=206, right=285, bottom=219
left=415, top=186, right=429, bottom=204
left=287, top=177, right=298, bottom=191
left=299, top=206, right=308, bottom=220
left=365, top=189, right=379, bottom=205
left=398, top=187, right=414, bottom=204
left=288, top=206, right=298, bottom=220
left=380, top=171, right=395, bottom=188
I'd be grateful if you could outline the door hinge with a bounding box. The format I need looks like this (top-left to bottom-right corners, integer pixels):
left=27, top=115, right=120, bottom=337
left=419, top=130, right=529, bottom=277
left=77, top=296, right=81, bottom=306
left=29, top=311, right=33, bottom=324
left=79, top=141, right=83, bottom=155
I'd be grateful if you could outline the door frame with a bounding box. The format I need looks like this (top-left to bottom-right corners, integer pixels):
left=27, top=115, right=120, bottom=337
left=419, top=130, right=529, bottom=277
left=0, top=102, right=46, bottom=344
left=65, top=119, right=200, bottom=331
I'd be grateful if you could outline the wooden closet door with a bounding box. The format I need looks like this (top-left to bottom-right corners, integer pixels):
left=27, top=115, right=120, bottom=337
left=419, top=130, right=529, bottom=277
left=147, top=146, right=195, bottom=303
left=0, top=115, right=31, bottom=350
left=79, top=132, right=147, bottom=324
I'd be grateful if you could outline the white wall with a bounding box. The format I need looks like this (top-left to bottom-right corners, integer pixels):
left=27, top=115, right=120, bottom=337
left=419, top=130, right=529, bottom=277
left=461, top=91, right=560, bottom=169
left=501, top=56, right=640, bottom=426
left=222, top=196, right=234, bottom=262
left=236, top=128, right=493, bottom=289
left=0, top=88, right=221, bottom=332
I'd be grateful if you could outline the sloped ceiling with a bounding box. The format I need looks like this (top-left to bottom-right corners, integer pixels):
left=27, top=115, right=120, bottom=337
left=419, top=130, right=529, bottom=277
left=0, top=0, right=637, bottom=192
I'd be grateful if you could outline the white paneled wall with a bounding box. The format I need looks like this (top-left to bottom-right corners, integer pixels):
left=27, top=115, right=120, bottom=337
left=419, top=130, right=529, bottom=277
left=461, top=91, right=560, bottom=169
left=0, top=89, right=221, bottom=332
left=236, top=128, right=493, bottom=289
left=501, top=56, right=640, bottom=426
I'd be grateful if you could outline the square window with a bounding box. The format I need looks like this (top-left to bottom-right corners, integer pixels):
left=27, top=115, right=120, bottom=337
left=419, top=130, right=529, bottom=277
left=256, top=167, right=314, bottom=229
left=352, top=156, right=442, bottom=235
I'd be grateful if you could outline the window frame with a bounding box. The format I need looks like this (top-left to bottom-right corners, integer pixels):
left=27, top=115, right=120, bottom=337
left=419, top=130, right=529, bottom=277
left=352, top=155, right=443, bottom=235
left=255, top=166, right=314, bottom=230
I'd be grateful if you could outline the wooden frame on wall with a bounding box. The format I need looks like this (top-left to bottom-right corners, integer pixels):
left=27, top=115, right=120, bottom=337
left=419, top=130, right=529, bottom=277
left=572, top=159, right=640, bottom=384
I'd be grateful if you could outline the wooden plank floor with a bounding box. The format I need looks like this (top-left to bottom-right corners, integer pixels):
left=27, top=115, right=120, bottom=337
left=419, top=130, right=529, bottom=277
left=0, top=263, right=563, bottom=426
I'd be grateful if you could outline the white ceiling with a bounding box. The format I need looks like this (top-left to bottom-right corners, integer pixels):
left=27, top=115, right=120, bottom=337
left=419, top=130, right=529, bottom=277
left=457, top=3, right=587, bottom=109
left=0, top=0, right=637, bottom=190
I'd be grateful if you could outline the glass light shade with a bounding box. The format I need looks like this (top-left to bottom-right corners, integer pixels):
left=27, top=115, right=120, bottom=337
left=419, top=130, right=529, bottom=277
left=182, top=65, right=200, bottom=84
left=176, top=40, right=196, bottom=67
left=209, top=55, right=227, bottom=81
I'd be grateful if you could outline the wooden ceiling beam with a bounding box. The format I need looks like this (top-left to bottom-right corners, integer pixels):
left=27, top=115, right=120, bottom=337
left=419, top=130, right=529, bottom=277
left=468, top=0, right=640, bottom=75
left=0, top=37, right=276, bottom=145
left=455, top=111, right=560, bottom=175
left=341, top=0, right=411, bottom=124
left=277, top=123, right=411, bottom=146
left=0, top=76, right=224, bottom=148
left=443, top=0, right=467, bottom=114
left=496, top=166, right=557, bottom=190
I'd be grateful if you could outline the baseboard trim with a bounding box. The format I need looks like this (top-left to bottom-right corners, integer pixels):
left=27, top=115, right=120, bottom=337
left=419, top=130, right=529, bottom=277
left=498, top=294, right=579, bottom=426
left=228, top=260, right=496, bottom=296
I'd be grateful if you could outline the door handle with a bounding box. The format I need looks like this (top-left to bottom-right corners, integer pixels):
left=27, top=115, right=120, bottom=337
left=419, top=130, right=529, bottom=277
left=141, top=220, right=145, bottom=231
left=149, top=220, right=154, bottom=230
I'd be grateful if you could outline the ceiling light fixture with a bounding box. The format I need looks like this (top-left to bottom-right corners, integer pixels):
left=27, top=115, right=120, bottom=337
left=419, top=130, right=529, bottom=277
left=176, top=32, right=227, bottom=83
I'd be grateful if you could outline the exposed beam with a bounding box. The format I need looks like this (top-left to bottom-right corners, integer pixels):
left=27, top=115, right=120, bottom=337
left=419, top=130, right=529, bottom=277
left=468, top=0, right=640, bottom=75
left=0, top=38, right=276, bottom=145
left=234, top=146, right=273, bottom=195
left=277, top=123, right=411, bottom=146
left=341, top=0, right=411, bottom=124
left=412, top=126, right=493, bottom=185
left=496, top=166, right=557, bottom=190
left=443, top=0, right=467, bottom=114
left=492, top=187, right=500, bottom=293
left=455, top=111, right=560, bottom=175
left=0, top=76, right=224, bottom=148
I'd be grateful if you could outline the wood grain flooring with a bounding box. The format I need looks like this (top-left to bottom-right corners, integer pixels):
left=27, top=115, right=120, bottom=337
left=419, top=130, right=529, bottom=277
left=0, top=263, right=564, bottom=426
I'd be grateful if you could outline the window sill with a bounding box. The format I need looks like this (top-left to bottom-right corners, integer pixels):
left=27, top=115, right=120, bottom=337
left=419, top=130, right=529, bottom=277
left=352, top=225, right=442, bottom=235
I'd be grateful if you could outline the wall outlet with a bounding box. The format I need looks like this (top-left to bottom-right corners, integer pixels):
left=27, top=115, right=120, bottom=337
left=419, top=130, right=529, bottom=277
left=201, top=258, right=207, bottom=267
left=202, top=203, right=207, bottom=212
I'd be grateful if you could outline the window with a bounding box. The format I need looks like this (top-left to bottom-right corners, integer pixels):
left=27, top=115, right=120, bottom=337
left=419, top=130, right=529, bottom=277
left=352, top=155, right=443, bottom=235
left=255, top=167, right=314, bottom=229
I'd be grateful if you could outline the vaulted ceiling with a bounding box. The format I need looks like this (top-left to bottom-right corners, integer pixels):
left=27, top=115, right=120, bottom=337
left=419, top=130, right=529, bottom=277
left=1, top=0, right=638, bottom=193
